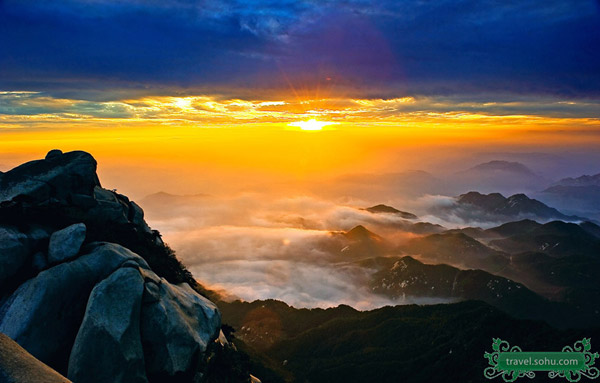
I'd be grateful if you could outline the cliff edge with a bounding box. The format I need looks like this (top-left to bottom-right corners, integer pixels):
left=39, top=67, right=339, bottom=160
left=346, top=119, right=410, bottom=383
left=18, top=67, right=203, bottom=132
left=0, top=150, right=228, bottom=383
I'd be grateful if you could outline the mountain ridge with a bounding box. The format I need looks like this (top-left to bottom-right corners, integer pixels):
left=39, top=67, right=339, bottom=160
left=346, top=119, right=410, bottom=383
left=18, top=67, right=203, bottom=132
left=456, top=191, right=587, bottom=221
left=364, top=204, right=418, bottom=219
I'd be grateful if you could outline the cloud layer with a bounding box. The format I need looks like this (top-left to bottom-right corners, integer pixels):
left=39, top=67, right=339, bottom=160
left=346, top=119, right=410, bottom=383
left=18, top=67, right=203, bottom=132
left=141, top=189, right=570, bottom=308
left=1, top=0, right=598, bottom=98
left=142, top=192, right=426, bottom=308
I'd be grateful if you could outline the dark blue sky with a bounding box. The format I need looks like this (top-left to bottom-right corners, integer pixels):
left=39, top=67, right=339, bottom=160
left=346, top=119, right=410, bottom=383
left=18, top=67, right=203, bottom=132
left=1, top=0, right=599, bottom=100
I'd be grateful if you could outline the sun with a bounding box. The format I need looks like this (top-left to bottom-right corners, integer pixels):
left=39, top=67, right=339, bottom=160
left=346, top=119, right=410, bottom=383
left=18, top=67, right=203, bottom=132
left=289, top=118, right=333, bottom=131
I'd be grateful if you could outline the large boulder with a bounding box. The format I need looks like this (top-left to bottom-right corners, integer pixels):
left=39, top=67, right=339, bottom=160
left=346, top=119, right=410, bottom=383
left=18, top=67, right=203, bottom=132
left=0, top=150, right=100, bottom=205
left=141, top=276, right=221, bottom=381
left=0, top=333, right=71, bottom=383
left=0, top=226, right=31, bottom=287
left=68, top=267, right=147, bottom=383
left=0, top=151, right=225, bottom=382
left=48, top=223, right=86, bottom=265
left=0, top=243, right=149, bottom=373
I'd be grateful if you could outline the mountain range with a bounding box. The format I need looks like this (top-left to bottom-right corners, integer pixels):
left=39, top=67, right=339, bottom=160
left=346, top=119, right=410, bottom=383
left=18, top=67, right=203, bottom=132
left=534, top=173, right=600, bottom=221
left=435, top=191, right=590, bottom=223
left=2, top=151, right=600, bottom=383
left=219, top=299, right=600, bottom=383
left=453, top=160, right=549, bottom=195
left=552, top=173, right=600, bottom=187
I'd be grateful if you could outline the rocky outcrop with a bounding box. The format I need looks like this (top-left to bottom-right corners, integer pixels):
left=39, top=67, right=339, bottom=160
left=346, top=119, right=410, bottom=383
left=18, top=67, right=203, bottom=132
left=0, top=242, right=150, bottom=372
left=48, top=223, right=86, bottom=265
left=141, top=277, right=221, bottom=381
left=0, top=333, right=71, bottom=383
left=0, top=150, right=99, bottom=206
left=68, top=267, right=147, bottom=383
left=0, top=150, right=222, bottom=382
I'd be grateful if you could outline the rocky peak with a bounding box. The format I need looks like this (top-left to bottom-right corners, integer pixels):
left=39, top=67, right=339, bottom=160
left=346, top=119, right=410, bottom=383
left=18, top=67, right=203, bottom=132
left=364, top=204, right=418, bottom=219
left=345, top=225, right=380, bottom=241
left=458, top=191, right=506, bottom=209
left=456, top=191, right=585, bottom=221
left=0, top=150, right=100, bottom=206
left=0, top=150, right=230, bottom=383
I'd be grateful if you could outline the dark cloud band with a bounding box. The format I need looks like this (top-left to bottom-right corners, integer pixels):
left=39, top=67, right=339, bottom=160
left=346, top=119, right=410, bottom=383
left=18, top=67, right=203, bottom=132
left=1, top=0, right=598, bottom=98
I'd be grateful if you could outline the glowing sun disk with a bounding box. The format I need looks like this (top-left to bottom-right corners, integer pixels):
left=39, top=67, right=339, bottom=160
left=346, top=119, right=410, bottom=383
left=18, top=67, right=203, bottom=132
left=289, top=118, right=332, bottom=131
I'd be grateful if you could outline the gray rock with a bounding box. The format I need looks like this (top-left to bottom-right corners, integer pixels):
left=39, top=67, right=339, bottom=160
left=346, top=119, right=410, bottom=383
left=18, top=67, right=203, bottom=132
left=48, top=223, right=86, bottom=265
left=0, top=242, right=149, bottom=373
left=0, top=226, right=31, bottom=287
left=0, top=151, right=223, bottom=382
left=142, top=281, right=161, bottom=303
left=139, top=268, right=162, bottom=303
left=90, top=188, right=151, bottom=233
left=68, top=268, right=147, bottom=383
left=129, top=201, right=152, bottom=233
left=89, top=187, right=130, bottom=225
left=120, top=259, right=142, bottom=270
left=0, top=333, right=71, bottom=383
left=0, top=150, right=100, bottom=204
left=141, top=276, right=221, bottom=380
left=93, top=186, right=119, bottom=204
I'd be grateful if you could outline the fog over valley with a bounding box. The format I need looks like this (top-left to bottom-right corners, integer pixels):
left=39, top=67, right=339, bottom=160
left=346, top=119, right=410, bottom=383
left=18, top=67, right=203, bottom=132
left=140, top=154, right=600, bottom=311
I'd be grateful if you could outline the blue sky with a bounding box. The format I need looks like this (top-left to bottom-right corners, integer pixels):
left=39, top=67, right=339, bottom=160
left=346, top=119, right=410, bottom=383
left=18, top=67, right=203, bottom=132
left=1, top=0, right=599, bottom=101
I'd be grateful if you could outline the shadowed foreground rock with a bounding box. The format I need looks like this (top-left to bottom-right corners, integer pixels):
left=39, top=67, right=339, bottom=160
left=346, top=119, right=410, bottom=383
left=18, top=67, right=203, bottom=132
left=0, top=333, right=71, bottom=383
left=0, top=150, right=225, bottom=383
left=68, top=267, right=147, bottom=383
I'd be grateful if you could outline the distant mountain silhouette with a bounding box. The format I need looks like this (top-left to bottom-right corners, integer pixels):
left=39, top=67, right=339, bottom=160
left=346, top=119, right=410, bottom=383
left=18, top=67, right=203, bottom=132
left=317, top=225, right=391, bottom=261
left=361, top=255, right=557, bottom=323
left=408, top=222, right=446, bottom=234
left=535, top=175, right=600, bottom=221
left=401, top=232, right=509, bottom=272
left=465, top=160, right=537, bottom=176
left=335, top=225, right=388, bottom=259
left=581, top=221, right=600, bottom=238
left=141, top=191, right=210, bottom=205
left=442, top=220, right=543, bottom=241
left=454, top=160, right=548, bottom=195
left=443, top=226, right=488, bottom=239
left=553, top=173, right=600, bottom=187
left=542, top=185, right=600, bottom=201
left=484, top=219, right=542, bottom=237
left=436, top=219, right=600, bottom=306
left=456, top=191, right=586, bottom=221
left=343, top=225, right=378, bottom=241
left=364, top=204, right=417, bottom=219
left=489, top=220, right=600, bottom=258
